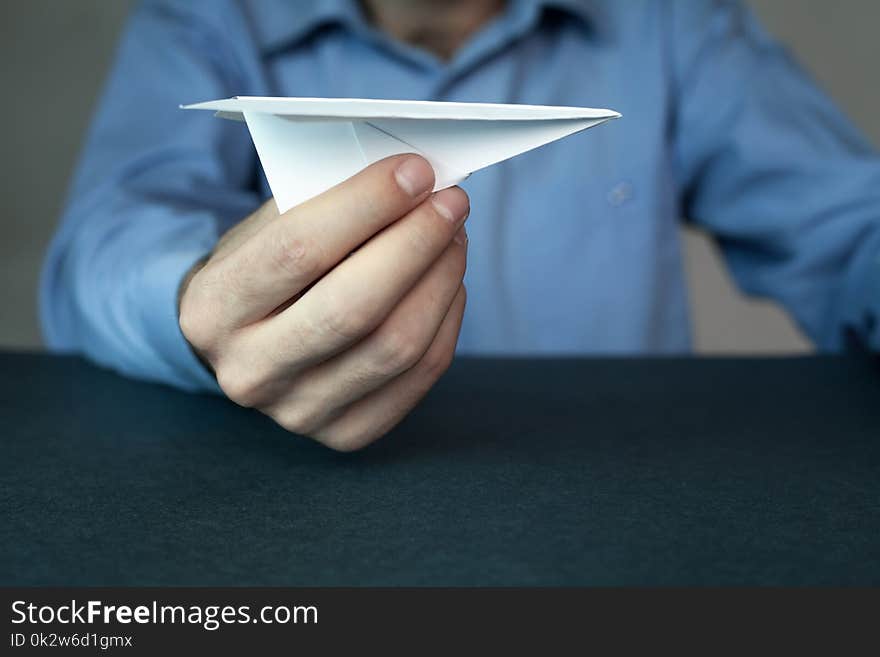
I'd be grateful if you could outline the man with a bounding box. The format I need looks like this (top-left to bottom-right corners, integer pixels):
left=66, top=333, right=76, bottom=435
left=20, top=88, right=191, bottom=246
left=41, top=0, right=880, bottom=450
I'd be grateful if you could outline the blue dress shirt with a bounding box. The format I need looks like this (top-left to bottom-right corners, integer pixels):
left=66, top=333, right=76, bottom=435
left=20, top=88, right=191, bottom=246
left=41, top=0, right=880, bottom=391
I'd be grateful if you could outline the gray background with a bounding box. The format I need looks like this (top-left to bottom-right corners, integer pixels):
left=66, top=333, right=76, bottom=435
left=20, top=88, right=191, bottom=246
left=1, top=1, right=877, bottom=352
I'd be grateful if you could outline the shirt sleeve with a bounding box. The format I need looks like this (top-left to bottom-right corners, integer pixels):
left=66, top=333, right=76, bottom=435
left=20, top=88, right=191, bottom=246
left=40, top=0, right=264, bottom=390
left=670, top=0, right=880, bottom=351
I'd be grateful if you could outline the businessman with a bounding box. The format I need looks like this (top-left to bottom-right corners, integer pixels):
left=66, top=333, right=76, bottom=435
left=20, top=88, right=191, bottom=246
left=42, top=0, right=880, bottom=450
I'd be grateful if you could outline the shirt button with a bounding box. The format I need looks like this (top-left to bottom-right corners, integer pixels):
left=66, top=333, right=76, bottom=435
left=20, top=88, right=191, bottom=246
left=607, top=181, right=634, bottom=207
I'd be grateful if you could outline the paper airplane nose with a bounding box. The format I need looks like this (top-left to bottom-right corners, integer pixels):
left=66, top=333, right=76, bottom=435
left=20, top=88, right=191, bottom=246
left=183, top=97, right=620, bottom=213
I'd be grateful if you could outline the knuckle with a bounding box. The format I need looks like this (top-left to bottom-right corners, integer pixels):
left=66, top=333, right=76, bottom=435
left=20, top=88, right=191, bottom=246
left=406, top=219, right=440, bottom=256
left=319, top=299, right=375, bottom=342
left=373, top=325, right=426, bottom=375
left=177, top=304, right=201, bottom=347
left=178, top=287, right=216, bottom=351
left=318, top=427, right=378, bottom=453
left=270, top=233, right=324, bottom=282
left=273, top=403, right=324, bottom=437
left=215, top=361, right=264, bottom=408
left=419, top=342, right=456, bottom=381
left=357, top=178, right=389, bottom=221
left=214, top=258, right=251, bottom=302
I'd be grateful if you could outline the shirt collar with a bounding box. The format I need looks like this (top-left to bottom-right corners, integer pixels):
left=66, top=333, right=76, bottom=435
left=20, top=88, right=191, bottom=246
left=246, top=0, right=600, bottom=55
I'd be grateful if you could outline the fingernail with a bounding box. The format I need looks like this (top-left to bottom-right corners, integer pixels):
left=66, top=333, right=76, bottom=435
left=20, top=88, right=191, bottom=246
left=453, top=226, right=468, bottom=246
left=394, top=156, right=435, bottom=197
left=432, top=187, right=470, bottom=225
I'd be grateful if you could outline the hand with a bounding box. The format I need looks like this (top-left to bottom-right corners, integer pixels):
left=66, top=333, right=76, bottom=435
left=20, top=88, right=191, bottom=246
left=178, top=155, right=469, bottom=451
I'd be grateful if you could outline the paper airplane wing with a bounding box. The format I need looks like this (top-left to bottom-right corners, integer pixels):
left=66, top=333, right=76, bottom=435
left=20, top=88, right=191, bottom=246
left=183, top=97, right=620, bottom=213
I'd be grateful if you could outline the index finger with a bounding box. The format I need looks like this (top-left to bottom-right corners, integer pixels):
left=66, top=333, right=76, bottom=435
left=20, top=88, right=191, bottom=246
left=202, top=153, right=436, bottom=332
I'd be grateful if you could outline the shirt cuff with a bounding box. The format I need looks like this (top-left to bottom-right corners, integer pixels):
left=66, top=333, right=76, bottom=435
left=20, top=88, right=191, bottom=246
left=138, top=244, right=222, bottom=393
left=838, top=235, right=880, bottom=353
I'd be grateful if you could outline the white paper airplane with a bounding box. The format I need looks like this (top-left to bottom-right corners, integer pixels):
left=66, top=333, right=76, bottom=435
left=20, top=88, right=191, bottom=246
left=183, top=96, right=621, bottom=213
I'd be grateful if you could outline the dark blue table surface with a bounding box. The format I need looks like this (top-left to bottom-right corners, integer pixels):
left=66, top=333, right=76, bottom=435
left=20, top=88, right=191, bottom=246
left=1, top=352, right=878, bottom=585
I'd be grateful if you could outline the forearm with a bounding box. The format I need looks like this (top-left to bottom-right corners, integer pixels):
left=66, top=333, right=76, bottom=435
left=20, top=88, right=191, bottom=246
left=41, top=195, right=221, bottom=391
left=38, top=0, right=266, bottom=390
